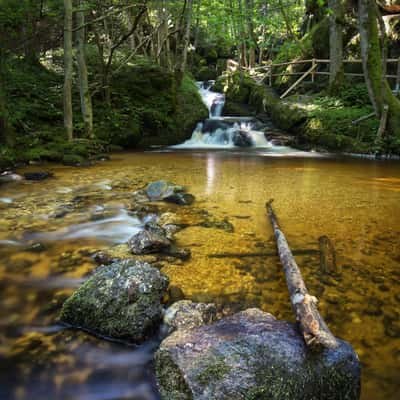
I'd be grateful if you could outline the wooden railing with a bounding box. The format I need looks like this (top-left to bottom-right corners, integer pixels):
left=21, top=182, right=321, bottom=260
left=227, top=58, right=400, bottom=99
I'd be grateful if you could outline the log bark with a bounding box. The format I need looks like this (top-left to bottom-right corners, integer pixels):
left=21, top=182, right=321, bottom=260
left=266, top=199, right=339, bottom=350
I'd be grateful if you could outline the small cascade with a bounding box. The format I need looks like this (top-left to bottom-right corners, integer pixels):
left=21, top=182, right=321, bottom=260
left=196, top=81, right=225, bottom=118
left=173, top=81, right=283, bottom=150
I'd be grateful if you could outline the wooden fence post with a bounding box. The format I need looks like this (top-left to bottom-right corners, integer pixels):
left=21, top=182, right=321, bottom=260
left=311, top=58, right=316, bottom=83
left=269, top=62, right=273, bottom=86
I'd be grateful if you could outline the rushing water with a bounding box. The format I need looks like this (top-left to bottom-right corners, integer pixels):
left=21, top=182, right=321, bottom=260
left=173, top=81, right=297, bottom=150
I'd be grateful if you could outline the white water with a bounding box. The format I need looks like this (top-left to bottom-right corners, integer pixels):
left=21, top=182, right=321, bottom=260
left=23, top=209, right=143, bottom=244
left=172, top=81, right=273, bottom=149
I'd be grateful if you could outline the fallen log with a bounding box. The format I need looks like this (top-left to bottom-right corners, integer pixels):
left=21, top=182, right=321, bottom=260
left=266, top=199, right=339, bottom=350
left=208, top=249, right=319, bottom=258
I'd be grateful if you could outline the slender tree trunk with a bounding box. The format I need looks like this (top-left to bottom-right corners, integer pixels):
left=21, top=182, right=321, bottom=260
left=163, top=0, right=172, bottom=70
left=328, top=0, right=344, bottom=93
left=76, top=0, right=94, bottom=139
left=0, top=48, right=12, bottom=145
left=245, top=0, right=256, bottom=67
left=180, top=0, right=193, bottom=75
left=238, top=0, right=248, bottom=67
left=63, top=0, right=73, bottom=141
left=126, top=9, right=136, bottom=51
left=359, top=0, right=400, bottom=137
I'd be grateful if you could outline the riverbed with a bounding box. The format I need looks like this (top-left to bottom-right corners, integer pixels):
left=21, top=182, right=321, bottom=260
left=0, top=150, right=399, bottom=400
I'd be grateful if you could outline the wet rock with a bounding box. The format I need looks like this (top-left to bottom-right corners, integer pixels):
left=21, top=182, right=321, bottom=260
left=59, top=260, right=169, bottom=342
left=132, top=189, right=150, bottom=204
left=163, top=300, right=217, bottom=333
left=164, top=193, right=195, bottom=206
left=198, top=218, right=234, bottom=233
left=168, top=247, right=191, bottom=261
left=50, top=203, right=75, bottom=219
left=91, top=251, right=116, bottom=265
left=232, top=130, right=253, bottom=147
left=163, top=224, right=182, bottom=239
left=202, top=119, right=229, bottom=133
left=25, top=242, right=47, bottom=253
left=128, top=222, right=171, bottom=255
left=0, top=171, right=24, bottom=184
left=146, top=180, right=185, bottom=201
left=23, top=171, right=53, bottom=181
left=156, top=308, right=360, bottom=400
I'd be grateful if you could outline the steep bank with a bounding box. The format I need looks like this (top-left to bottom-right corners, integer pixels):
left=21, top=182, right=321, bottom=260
left=0, top=59, right=207, bottom=169
left=214, top=71, right=399, bottom=155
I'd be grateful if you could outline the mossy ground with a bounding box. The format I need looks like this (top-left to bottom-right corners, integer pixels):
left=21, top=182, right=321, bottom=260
left=220, top=69, right=399, bottom=154
left=0, top=57, right=207, bottom=169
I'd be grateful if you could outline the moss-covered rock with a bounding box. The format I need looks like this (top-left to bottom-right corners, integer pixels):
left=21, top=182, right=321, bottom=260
left=155, top=308, right=361, bottom=400
left=59, top=260, right=169, bottom=342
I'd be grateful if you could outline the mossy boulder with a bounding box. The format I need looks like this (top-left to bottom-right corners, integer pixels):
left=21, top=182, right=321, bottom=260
left=155, top=308, right=361, bottom=400
left=59, top=260, right=169, bottom=342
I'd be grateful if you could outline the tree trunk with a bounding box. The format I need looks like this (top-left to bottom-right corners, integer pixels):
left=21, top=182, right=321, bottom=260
left=266, top=200, right=339, bottom=350
left=359, top=0, right=400, bottom=137
left=180, top=0, right=193, bottom=75
left=328, top=0, right=344, bottom=93
left=0, top=48, right=12, bottom=145
left=63, top=0, right=73, bottom=141
left=245, top=0, right=257, bottom=68
left=76, top=0, right=94, bottom=139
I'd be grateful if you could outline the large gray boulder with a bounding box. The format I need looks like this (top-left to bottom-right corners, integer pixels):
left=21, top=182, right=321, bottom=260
left=59, top=260, right=169, bottom=342
left=155, top=308, right=360, bottom=400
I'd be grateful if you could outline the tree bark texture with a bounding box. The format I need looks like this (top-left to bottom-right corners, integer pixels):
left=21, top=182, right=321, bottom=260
left=328, top=0, right=344, bottom=92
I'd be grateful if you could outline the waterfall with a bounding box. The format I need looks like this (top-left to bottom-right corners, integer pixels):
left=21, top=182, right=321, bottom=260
left=172, top=81, right=275, bottom=149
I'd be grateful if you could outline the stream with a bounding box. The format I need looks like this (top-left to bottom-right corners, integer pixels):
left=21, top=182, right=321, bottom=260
left=0, top=83, right=399, bottom=400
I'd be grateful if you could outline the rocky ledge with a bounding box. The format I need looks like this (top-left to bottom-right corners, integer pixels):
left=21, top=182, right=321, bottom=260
left=155, top=308, right=360, bottom=400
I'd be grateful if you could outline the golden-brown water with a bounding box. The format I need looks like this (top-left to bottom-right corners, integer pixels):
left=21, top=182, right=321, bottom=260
left=0, top=150, right=399, bottom=400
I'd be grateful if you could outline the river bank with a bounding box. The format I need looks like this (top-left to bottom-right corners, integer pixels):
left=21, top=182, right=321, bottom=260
left=213, top=71, right=400, bottom=156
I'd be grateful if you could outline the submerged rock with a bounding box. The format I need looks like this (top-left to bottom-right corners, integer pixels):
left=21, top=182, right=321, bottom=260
left=155, top=308, right=360, bottom=400
left=128, top=222, right=171, bottom=255
left=0, top=171, right=24, bottom=183
left=164, top=193, right=195, bottom=206
left=23, top=171, right=53, bottom=181
left=146, top=180, right=185, bottom=201
left=59, top=260, right=169, bottom=342
left=145, top=180, right=195, bottom=205
left=163, top=300, right=217, bottom=333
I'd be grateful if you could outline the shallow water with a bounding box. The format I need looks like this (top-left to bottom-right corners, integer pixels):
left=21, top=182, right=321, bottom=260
left=0, top=151, right=399, bottom=400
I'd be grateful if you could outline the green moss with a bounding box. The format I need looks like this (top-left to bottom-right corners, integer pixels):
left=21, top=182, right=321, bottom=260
left=155, top=349, right=193, bottom=400
left=195, top=355, right=230, bottom=386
